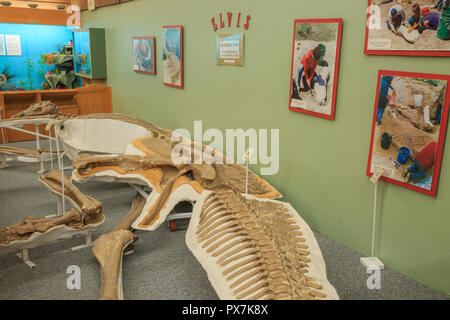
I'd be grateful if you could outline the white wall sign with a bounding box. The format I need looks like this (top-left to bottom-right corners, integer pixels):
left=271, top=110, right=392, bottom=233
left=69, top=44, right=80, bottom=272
left=5, top=35, right=21, bottom=56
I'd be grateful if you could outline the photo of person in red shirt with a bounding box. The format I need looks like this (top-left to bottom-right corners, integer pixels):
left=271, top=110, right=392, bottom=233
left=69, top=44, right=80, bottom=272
left=295, top=44, right=328, bottom=94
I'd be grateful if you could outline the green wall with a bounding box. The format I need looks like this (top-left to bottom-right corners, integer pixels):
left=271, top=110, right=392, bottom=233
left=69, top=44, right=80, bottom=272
left=82, top=0, right=450, bottom=295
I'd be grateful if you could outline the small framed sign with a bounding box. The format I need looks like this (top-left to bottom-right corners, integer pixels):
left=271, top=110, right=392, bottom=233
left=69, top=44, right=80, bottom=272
left=216, top=33, right=244, bottom=66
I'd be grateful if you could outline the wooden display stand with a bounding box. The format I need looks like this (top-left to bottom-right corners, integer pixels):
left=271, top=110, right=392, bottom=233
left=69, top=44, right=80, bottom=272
left=0, top=86, right=112, bottom=143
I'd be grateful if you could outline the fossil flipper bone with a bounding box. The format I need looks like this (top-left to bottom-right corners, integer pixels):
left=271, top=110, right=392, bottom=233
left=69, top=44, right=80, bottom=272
left=92, top=229, right=137, bottom=300
left=92, top=195, right=145, bottom=300
left=0, top=170, right=104, bottom=246
left=0, top=209, right=83, bottom=245
left=39, top=170, right=103, bottom=225
left=186, top=188, right=339, bottom=300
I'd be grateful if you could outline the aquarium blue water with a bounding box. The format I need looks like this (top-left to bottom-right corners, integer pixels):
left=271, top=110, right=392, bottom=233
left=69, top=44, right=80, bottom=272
left=0, top=23, right=75, bottom=91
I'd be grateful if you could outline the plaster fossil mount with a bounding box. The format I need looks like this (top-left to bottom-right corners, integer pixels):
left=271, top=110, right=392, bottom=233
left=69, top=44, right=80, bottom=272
left=0, top=112, right=338, bottom=300
left=0, top=170, right=104, bottom=267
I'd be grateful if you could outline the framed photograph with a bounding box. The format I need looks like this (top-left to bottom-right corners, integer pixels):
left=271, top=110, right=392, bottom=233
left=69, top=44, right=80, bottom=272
left=289, top=19, right=343, bottom=120
left=133, top=37, right=155, bottom=75
left=364, top=0, right=450, bottom=56
left=163, top=25, right=183, bottom=88
left=367, top=70, right=450, bottom=197
left=216, top=33, right=244, bottom=66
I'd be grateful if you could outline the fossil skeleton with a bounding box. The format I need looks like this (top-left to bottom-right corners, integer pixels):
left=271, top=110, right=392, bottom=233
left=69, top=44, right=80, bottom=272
left=0, top=112, right=338, bottom=300
left=0, top=170, right=104, bottom=249
left=11, top=101, right=60, bottom=119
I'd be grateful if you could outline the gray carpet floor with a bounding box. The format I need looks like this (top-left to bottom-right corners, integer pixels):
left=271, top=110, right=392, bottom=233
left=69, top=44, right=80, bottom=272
left=0, top=140, right=448, bottom=300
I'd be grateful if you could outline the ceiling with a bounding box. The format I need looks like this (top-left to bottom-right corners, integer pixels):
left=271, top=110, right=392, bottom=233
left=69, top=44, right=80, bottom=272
left=0, top=0, right=71, bottom=10
left=0, top=0, right=133, bottom=11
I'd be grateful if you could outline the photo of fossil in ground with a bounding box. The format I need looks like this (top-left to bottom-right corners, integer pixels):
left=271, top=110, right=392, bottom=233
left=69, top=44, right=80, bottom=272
left=367, top=71, right=449, bottom=196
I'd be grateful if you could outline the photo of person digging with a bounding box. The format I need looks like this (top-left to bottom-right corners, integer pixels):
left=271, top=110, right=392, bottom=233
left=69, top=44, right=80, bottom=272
left=376, top=75, right=396, bottom=124
left=289, top=19, right=342, bottom=119
left=295, top=44, right=328, bottom=97
left=403, top=141, right=438, bottom=183
left=367, top=71, right=450, bottom=196
left=366, top=0, right=450, bottom=55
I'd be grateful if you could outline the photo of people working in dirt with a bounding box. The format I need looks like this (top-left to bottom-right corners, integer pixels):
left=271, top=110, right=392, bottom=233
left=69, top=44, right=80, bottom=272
left=368, top=72, right=449, bottom=194
left=366, top=0, right=450, bottom=53
left=290, top=20, right=341, bottom=118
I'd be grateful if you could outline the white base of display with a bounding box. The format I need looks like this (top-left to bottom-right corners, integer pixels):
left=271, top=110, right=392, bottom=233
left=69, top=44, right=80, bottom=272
left=360, top=257, right=384, bottom=270
left=17, top=156, right=40, bottom=163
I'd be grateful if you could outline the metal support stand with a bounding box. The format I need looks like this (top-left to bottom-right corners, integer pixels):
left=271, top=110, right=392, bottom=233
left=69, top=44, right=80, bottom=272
left=129, top=184, right=193, bottom=230
left=45, top=196, right=64, bottom=219
left=44, top=124, right=66, bottom=219
left=71, top=233, right=93, bottom=251
left=16, top=249, right=36, bottom=269
left=35, top=124, right=45, bottom=173
left=360, top=182, right=385, bottom=270
left=0, top=153, right=7, bottom=169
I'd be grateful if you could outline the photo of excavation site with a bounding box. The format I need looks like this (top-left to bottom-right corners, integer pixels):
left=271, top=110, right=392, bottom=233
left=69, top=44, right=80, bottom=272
left=289, top=19, right=342, bottom=119
left=367, top=71, right=449, bottom=195
left=366, top=0, right=450, bottom=54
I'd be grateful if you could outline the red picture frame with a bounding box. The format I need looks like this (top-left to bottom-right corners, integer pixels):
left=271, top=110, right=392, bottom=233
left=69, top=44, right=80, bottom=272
left=163, top=25, right=183, bottom=89
left=364, top=0, right=450, bottom=57
left=289, top=18, right=343, bottom=120
left=132, top=36, right=156, bottom=75
left=367, top=70, right=450, bottom=197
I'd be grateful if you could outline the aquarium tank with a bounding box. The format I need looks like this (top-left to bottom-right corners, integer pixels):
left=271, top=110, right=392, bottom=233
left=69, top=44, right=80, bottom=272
left=0, top=23, right=79, bottom=91
left=73, top=30, right=92, bottom=78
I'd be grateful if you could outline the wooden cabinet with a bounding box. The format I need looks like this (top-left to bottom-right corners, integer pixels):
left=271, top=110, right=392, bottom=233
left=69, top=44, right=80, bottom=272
left=0, top=86, right=112, bottom=143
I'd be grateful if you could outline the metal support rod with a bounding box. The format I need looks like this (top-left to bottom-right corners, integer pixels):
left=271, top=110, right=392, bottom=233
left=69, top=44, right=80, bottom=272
left=54, top=126, right=65, bottom=214
left=35, top=124, right=41, bottom=151
left=129, top=183, right=150, bottom=199
left=245, top=161, right=249, bottom=195
left=35, top=125, right=45, bottom=173
left=0, top=125, right=58, bottom=141
left=49, top=127, right=54, bottom=170
left=0, top=106, right=5, bottom=145
left=371, top=182, right=378, bottom=257
left=16, top=249, right=36, bottom=269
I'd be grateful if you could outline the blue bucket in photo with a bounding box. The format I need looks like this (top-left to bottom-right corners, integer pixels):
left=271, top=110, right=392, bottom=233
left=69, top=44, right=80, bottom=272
left=397, top=147, right=411, bottom=164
